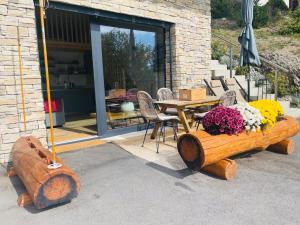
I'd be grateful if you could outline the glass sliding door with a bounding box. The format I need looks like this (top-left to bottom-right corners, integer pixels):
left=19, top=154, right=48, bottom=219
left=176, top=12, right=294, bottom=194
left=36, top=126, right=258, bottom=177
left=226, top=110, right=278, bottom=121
left=91, top=22, right=166, bottom=135
left=100, top=24, right=165, bottom=131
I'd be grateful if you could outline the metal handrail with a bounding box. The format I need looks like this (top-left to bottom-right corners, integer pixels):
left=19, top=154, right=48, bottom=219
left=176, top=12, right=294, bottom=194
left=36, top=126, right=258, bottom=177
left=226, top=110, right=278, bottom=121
left=213, top=34, right=289, bottom=74
left=213, top=34, right=291, bottom=100
left=233, top=77, right=248, bottom=99
left=203, top=79, right=217, bottom=96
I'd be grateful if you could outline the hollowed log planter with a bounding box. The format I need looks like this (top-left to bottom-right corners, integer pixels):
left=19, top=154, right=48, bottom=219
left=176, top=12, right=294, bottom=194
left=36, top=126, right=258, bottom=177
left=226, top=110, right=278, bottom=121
left=12, top=136, right=80, bottom=209
left=177, top=116, right=300, bottom=180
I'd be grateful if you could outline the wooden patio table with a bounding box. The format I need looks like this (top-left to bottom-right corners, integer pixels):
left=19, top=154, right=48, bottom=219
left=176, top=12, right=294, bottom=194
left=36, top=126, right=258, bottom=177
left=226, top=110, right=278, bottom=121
left=151, top=96, right=220, bottom=139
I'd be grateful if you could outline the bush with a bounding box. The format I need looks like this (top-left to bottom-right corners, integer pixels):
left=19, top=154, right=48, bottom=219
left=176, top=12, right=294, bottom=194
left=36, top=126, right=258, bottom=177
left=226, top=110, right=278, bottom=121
left=212, top=0, right=289, bottom=28
left=253, top=4, right=269, bottom=28
left=211, top=0, right=241, bottom=21
left=212, top=40, right=227, bottom=60
left=235, top=65, right=249, bottom=75
left=266, top=71, right=298, bottom=97
left=278, top=7, right=300, bottom=34
left=266, top=0, right=289, bottom=18
left=253, top=0, right=287, bottom=28
left=203, top=106, right=244, bottom=135
left=219, top=55, right=239, bottom=69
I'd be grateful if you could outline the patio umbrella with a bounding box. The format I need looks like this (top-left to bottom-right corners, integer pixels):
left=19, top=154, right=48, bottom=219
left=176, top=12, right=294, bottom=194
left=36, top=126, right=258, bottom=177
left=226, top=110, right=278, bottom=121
left=238, top=0, right=261, bottom=101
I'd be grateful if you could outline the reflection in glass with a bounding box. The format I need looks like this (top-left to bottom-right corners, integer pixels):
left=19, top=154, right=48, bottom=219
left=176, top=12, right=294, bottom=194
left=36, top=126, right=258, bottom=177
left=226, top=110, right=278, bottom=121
left=101, top=25, right=165, bottom=130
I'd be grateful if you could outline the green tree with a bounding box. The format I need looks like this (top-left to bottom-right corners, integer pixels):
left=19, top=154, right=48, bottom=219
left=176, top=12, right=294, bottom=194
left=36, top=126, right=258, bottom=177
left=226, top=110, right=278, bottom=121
left=279, top=6, right=300, bottom=34
left=211, top=0, right=241, bottom=20
left=266, top=0, right=288, bottom=19
left=253, top=3, right=269, bottom=28
left=101, top=29, right=156, bottom=92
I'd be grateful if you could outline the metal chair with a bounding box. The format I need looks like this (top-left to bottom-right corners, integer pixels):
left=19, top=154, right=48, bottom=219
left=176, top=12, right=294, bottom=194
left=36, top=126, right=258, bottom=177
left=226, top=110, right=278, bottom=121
left=157, top=88, right=174, bottom=100
left=157, top=88, right=178, bottom=115
left=137, top=91, right=179, bottom=153
left=219, top=90, right=236, bottom=106
left=194, top=90, right=237, bottom=130
left=225, top=78, right=247, bottom=102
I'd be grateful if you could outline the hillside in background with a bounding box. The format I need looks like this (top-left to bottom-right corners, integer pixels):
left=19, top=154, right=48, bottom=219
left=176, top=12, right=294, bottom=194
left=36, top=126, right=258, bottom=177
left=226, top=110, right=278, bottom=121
left=211, top=0, right=300, bottom=58
left=212, top=25, right=300, bottom=58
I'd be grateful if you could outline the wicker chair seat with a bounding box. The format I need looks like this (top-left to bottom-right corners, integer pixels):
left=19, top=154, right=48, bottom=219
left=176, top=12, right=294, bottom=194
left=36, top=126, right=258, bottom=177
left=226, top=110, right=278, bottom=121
left=157, top=113, right=179, bottom=122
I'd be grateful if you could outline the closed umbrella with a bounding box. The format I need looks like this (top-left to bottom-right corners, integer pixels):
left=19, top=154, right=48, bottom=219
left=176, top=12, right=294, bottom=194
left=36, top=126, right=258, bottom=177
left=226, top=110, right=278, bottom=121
left=238, top=0, right=261, bottom=101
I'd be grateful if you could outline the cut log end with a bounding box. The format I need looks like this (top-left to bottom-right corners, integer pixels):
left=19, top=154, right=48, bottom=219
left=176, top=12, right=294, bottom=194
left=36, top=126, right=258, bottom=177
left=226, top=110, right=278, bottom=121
left=177, top=134, right=204, bottom=170
left=18, top=192, right=33, bottom=207
left=267, top=139, right=295, bottom=155
left=35, top=174, right=79, bottom=209
left=202, top=159, right=237, bottom=180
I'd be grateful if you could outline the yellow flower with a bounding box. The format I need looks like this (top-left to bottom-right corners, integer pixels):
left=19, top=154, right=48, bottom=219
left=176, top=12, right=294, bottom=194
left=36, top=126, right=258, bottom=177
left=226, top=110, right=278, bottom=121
left=249, top=100, right=284, bottom=128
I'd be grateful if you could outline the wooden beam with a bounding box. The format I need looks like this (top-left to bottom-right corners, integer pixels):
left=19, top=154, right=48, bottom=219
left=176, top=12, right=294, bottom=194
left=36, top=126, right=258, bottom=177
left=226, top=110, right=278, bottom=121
left=17, top=192, right=33, bottom=208
left=202, top=159, right=237, bottom=180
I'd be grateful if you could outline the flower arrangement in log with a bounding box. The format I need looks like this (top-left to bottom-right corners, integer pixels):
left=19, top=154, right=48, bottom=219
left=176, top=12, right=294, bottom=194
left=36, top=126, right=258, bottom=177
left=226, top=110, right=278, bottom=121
left=230, top=102, right=263, bottom=132
left=249, top=100, right=284, bottom=128
left=202, top=106, right=244, bottom=135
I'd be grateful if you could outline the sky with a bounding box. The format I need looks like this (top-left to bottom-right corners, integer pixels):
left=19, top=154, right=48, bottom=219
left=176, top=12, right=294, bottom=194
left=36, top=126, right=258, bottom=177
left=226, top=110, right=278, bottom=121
left=101, top=25, right=155, bottom=48
left=258, top=0, right=289, bottom=6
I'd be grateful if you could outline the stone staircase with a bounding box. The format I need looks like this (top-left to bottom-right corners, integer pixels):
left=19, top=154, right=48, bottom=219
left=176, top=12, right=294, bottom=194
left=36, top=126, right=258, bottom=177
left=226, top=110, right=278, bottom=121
left=234, top=75, right=275, bottom=100
left=210, top=59, right=273, bottom=100
left=209, top=59, right=300, bottom=118
left=210, top=60, right=234, bottom=78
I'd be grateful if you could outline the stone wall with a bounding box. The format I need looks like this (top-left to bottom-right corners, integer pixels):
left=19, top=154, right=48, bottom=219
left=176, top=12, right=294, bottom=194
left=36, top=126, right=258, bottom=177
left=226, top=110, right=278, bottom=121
left=0, top=0, right=47, bottom=164
left=0, top=0, right=211, bottom=163
left=52, top=0, right=212, bottom=92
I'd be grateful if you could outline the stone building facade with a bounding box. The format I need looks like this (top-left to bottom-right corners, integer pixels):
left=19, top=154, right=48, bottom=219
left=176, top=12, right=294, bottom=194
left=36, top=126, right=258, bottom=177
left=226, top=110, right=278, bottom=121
left=0, top=0, right=211, bottom=163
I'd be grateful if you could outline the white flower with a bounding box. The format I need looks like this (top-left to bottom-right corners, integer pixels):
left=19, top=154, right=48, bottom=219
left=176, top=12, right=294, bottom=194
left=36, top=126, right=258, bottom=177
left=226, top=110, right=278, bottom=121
left=230, top=103, right=264, bottom=132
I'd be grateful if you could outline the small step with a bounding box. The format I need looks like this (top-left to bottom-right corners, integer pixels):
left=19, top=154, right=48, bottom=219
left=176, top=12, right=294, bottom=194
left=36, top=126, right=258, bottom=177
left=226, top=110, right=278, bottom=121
left=54, top=139, right=105, bottom=153
left=212, top=69, right=231, bottom=78
left=234, top=79, right=256, bottom=89
left=279, top=100, right=290, bottom=108
left=209, top=64, right=228, bottom=71
left=247, top=87, right=260, bottom=96
left=210, top=60, right=221, bottom=66
left=279, top=100, right=300, bottom=118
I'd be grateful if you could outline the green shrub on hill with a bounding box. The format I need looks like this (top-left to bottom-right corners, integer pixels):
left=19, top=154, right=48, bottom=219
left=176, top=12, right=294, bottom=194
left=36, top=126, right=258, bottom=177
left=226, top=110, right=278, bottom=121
left=212, top=40, right=228, bottom=60
left=279, top=7, right=300, bottom=34
left=266, top=71, right=298, bottom=97
left=235, top=66, right=249, bottom=75
left=253, top=3, right=269, bottom=28
left=212, top=0, right=289, bottom=29
left=211, top=0, right=241, bottom=21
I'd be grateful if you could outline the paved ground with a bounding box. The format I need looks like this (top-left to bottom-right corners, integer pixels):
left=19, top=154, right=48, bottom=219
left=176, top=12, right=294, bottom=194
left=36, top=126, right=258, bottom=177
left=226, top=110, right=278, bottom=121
left=1, top=133, right=300, bottom=225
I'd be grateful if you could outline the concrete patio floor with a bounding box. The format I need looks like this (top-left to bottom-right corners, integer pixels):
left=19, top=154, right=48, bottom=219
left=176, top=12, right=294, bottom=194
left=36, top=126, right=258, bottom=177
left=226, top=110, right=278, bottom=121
left=1, top=132, right=300, bottom=225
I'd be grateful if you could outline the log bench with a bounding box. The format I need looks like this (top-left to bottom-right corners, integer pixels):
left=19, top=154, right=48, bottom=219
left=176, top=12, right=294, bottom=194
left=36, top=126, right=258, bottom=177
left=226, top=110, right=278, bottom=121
left=8, top=136, right=80, bottom=209
left=177, top=116, right=300, bottom=180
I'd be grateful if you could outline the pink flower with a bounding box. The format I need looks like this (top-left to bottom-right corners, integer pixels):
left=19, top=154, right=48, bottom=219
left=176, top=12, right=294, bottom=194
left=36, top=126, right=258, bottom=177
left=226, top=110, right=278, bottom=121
left=203, top=106, right=244, bottom=135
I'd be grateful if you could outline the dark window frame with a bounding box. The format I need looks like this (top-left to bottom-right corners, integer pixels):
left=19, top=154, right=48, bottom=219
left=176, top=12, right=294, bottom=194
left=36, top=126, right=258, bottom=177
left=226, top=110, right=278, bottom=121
left=34, top=0, right=174, bottom=137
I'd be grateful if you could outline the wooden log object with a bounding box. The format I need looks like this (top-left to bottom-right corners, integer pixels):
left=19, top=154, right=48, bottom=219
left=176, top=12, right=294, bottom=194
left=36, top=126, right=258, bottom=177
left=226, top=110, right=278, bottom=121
left=177, top=116, right=300, bottom=171
left=202, top=159, right=237, bottom=180
left=17, top=192, right=33, bottom=207
left=12, top=136, right=80, bottom=209
left=267, top=139, right=295, bottom=155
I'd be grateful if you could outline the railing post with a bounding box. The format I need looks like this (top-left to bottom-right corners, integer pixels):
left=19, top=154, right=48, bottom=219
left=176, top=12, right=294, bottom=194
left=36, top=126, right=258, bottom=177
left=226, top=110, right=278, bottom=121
left=247, top=65, right=250, bottom=102
left=229, top=46, right=233, bottom=78
left=265, top=79, right=267, bottom=99
left=274, top=70, right=278, bottom=101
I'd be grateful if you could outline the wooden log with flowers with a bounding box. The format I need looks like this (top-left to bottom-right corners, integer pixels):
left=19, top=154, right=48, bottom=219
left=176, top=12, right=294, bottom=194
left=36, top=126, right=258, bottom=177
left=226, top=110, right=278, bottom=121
left=177, top=100, right=300, bottom=180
